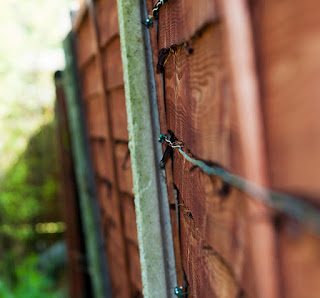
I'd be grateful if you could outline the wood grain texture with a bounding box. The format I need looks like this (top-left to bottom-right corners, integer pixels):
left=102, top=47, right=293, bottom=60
left=179, top=205, right=241, bottom=298
left=251, top=0, right=320, bottom=200
left=102, top=36, right=124, bottom=90
left=157, top=0, right=219, bottom=49
left=108, top=88, right=129, bottom=142
left=173, top=150, right=256, bottom=297
left=147, top=0, right=185, bottom=286
left=95, top=0, right=119, bottom=47
left=164, top=24, right=232, bottom=167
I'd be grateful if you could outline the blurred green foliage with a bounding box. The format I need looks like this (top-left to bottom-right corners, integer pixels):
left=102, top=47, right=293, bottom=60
left=0, top=122, right=59, bottom=230
left=0, top=0, right=74, bottom=175
left=0, top=122, right=65, bottom=292
left=0, top=255, right=67, bottom=298
left=0, top=0, right=74, bottom=294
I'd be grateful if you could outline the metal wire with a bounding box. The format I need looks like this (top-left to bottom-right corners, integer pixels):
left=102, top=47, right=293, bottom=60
left=159, top=134, right=320, bottom=235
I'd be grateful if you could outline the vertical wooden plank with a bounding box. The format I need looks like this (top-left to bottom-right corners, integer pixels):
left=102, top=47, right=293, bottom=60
left=250, top=0, right=320, bottom=201
left=250, top=1, right=320, bottom=297
left=218, top=1, right=281, bottom=297
left=85, top=1, right=133, bottom=296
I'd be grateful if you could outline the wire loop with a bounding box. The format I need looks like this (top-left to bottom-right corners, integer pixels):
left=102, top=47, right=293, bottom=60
left=159, top=134, right=320, bottom=235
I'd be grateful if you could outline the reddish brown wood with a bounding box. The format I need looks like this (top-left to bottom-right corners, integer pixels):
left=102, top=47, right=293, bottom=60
left=114, top=143, right=133, bottom=196
left=106, top=240, right=130, bottom=298
left=75, top=13, right=96, bottom=68
left=173, top=149, right=256, bottom=297
left=179, top=206, right=240, bottom=298
left=278, top=220, right=320, bottom=298
left=90, top=139, right=113, bottom=182
left=80, top=58, right=103, bottom=98
left=251, top=0, right=320, bottom=201
left=108, top=88, right=129, bottom=142
left=95, top=0, right=119, bottom=48
left=219, top=1, right=282, bottom=297
left=157, top=0, right=219, bottom=49
left=147, top=0, right=185, bottom=287
left=84, top=95, right=109, bottom=138
left=91, top=1, right=142, bottom=296
left=164, top=23, right=232, bottom=166
left=250, top=1, right=320, bottom=297
left=127, top=241, right=143, bottom=295
left=55, top=75, right=87, bottom=298
left=73, top=2, right=136, bottom=296
left=102, top=37, right=124, bottom=90
left=121, top=194, right=138, bottom=245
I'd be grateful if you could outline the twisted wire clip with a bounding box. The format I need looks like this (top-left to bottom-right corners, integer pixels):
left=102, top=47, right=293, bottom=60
left=174, top=286, right=188, bottom=297
left=142, top=0, right=168, bottom=28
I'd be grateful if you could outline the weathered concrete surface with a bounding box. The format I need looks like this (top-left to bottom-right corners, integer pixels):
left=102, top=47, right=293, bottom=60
left=116, top=0, right=177, bottom=297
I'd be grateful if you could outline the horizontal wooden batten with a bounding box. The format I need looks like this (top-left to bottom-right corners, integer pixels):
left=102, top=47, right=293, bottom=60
left=79, top=58, right=103, bottom=98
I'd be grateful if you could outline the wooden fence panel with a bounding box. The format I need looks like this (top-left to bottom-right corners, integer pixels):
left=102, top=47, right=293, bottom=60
left=66, top=0, right=320, bottom=297
left=55, top=72, right=89, bottom=298
left=94, top=0, right=119, bottom=47
left=149, top=0, right=281, bottom=296
left=250, top=1, right=320, bottom=297
left=71, top=1, right=142, bottom=297
left=157, top=0, right=218, bottom=48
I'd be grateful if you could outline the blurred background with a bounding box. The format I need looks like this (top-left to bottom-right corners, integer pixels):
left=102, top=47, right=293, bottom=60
left=0, top=0, right=76, bottom=296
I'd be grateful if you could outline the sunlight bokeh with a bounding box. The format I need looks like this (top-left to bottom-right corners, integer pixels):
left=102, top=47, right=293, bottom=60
left=0, top=0, right=75, bottom=175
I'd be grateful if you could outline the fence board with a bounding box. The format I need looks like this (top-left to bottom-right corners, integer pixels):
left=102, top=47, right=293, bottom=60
left=122, top=194, right=138, bottom=245
left=127, top=241, right=143, bottom=295
left=76, top=13, right=96, bottom=67
left=80, top=58, right=103, bottom=98
left=85, top=95, right=109, bottom=138
left=95, top=0, right=119, bottom=47
left=278, top=221, right=320, bottom=298
left=179, top=207, right=241, bottom=298
left=173, top=150, right=255, bottom=297
left=251, top=0, right=320, bottom=200
left=108, top=88, right=129, bottom=141
left=157, top=0, right=218, bottom=49
left=106, top=242, right=130, bottom=298
left=164, top=24, right=231, bottom=166
left=102, top=37, right=124, bottom=90
left=250, top=1, right=320, bottom=297
left=114, top=143, right=133, bottom=195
